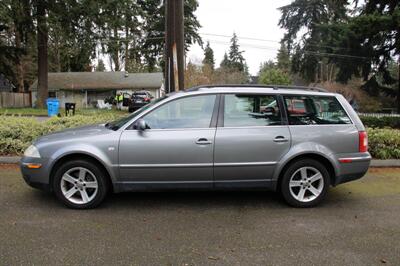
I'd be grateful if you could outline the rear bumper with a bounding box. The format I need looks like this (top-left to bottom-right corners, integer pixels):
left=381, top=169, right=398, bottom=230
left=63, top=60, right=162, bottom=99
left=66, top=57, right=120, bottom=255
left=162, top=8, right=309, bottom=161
left=334, top=153, right=371, bottom=186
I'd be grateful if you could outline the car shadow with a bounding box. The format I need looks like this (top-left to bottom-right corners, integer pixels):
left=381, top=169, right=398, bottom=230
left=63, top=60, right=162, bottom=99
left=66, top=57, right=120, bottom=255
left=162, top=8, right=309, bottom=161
left=103, top=190, right=287, bottom=210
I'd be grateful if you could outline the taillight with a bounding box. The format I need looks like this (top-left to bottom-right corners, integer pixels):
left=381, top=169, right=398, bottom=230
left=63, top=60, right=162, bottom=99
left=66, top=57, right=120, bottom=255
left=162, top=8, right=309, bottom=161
left=359, top=131, right=368, bottom=152
left=144, top=97, right=150, bottom=101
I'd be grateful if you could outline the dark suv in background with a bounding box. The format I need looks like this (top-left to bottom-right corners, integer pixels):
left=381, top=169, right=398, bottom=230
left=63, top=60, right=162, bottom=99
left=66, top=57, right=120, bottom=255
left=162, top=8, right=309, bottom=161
left=128, top=90, right=154, bottom=112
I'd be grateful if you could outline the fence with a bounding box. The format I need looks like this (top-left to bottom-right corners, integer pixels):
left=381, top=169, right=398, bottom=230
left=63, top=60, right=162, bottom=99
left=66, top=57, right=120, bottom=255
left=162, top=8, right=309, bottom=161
left=358, top=112, right=400, bottom=118
left=0, top=92, right=31, bottom=108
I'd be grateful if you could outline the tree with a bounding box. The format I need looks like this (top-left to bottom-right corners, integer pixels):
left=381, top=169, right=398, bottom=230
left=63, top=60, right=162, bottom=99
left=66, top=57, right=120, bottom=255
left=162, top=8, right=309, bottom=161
left=95, top=59, right=106, bottom=72
left=202, top=41, right=215, bottom=70
left=259, top=68, right=291, bottom=85
left=227, top=33, right=247, bottom=73
left=278, top=0, right=348, bottom=81
left=220, top=53, right=230, bottom=69
left=276, top=42, right=290, bottom=73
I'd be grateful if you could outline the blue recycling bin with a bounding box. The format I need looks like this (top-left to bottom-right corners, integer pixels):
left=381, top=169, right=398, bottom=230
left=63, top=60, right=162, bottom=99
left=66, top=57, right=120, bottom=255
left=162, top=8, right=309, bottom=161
left=46, top=98, right=60, bottom=117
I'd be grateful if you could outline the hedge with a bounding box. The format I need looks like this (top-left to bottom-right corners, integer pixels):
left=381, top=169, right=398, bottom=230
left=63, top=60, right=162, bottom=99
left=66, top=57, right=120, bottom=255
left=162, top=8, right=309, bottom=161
left=0, top=114, right=122, bottom=155
left=360, top=115, right=400, bottom=129
left=367, top=128, right=400, bottom=159
left=1, top=114, right=400, bottom=159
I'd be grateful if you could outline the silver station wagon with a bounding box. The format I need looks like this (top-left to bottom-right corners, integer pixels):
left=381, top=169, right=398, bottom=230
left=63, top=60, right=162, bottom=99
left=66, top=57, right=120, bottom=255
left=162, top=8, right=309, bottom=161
left=20, top=85, right=371, bottom=209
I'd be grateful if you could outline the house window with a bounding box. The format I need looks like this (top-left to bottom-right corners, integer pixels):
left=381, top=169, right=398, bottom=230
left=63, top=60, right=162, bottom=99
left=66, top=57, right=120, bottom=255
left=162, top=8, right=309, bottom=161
left=48, top=91, right=56, bottom=98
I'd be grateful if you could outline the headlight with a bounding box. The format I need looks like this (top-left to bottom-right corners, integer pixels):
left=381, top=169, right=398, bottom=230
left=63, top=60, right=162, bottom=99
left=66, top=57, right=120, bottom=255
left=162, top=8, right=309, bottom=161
left=24, top=145, right=41, bottom=158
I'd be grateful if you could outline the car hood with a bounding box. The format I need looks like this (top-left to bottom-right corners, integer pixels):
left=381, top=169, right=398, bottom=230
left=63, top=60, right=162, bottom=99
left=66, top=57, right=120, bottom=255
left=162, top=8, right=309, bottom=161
left=35, top=123, right=113, bottom=144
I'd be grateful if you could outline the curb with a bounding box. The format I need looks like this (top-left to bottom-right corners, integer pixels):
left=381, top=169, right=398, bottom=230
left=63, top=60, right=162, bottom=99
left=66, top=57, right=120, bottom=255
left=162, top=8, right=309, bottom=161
left=1, top=156, right=400, bottom=168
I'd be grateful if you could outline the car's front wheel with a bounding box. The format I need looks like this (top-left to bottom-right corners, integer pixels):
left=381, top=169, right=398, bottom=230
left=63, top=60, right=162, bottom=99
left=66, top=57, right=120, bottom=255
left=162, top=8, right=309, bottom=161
left=53, top=159, right=108, bottom=209
left=280, top=159, right=330, bottom=207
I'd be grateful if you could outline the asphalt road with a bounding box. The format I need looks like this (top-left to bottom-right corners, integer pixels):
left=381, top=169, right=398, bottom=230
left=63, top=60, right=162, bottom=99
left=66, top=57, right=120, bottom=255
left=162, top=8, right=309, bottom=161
left=1, top=165, right=399, bottom=266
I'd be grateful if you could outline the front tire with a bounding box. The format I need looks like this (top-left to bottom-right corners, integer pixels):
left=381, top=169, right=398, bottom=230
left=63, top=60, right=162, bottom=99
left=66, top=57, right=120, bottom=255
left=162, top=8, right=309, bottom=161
left=53, top=159, right=108, bottom=209
left=280, top=159, right=330, bottom=207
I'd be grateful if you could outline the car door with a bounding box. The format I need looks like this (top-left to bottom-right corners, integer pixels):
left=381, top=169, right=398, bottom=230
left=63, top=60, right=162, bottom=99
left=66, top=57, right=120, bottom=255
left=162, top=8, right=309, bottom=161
left=214, top=93, right=291, bottom=187
left=118, top=94, right=218, bottom=187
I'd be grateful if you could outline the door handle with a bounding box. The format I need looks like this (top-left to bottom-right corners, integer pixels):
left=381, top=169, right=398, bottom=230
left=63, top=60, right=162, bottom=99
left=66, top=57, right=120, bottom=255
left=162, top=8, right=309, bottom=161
left=273, top=136, right=289, bottom=143
left=196, top=138, right=213, bottom=145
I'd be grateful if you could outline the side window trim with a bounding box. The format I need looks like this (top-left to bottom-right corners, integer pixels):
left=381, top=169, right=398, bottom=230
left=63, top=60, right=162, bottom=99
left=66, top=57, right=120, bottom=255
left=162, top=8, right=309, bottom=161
left=277, top=94, right=288, bottom=125
left=219, top=93, right=284, bottom=128
left=210, top=94, right=222, bottom=128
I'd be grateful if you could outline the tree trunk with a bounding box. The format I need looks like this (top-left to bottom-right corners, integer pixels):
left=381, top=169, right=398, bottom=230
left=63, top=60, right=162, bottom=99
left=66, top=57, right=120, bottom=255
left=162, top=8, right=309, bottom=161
left=124, top=21, right=130, bottom=72
left=14, top=28, right=25, bottom=92
left=113, top=27, right=120, bottom=71
left=36, top=0, right=48, bottom=108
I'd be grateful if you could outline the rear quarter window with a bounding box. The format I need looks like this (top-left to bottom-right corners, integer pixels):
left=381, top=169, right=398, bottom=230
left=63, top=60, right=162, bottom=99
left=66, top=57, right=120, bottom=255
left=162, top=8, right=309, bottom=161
left=283, top=95, right=352, bottom=125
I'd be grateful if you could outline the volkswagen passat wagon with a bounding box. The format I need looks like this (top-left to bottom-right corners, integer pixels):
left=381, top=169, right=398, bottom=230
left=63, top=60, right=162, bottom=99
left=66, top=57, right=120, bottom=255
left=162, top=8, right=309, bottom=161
left=20, top=85, right=371, bottom=209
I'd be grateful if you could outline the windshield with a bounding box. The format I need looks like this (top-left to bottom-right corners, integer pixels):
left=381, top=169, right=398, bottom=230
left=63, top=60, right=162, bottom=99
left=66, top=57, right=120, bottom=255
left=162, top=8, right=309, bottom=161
left=105, top=96, right=167, bottom=130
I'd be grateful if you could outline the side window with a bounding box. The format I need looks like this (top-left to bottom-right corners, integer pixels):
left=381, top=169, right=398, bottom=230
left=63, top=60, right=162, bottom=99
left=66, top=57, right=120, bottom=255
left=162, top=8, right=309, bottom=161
left=143, top=94, right=216, bottom=129
left=224, top=94, right=282, bottom=127
left=284, top=95, right=352, bottom=125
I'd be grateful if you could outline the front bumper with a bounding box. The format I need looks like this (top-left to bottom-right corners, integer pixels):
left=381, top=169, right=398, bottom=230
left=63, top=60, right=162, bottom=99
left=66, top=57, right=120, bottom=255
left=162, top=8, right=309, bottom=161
left=334, top=153, right=371, bottom=186
left=20, top=156, right=51, bottom=191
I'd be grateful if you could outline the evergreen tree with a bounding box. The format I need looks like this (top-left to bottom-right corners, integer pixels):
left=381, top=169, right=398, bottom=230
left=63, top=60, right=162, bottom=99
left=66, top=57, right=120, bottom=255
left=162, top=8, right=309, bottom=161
left=276, top=42, right=290, bottom=73
left=202, top=41, right=215, bottom=70
left=220, top=53, right=230, bottom=69
left=227, top=33, right=247, bottom=73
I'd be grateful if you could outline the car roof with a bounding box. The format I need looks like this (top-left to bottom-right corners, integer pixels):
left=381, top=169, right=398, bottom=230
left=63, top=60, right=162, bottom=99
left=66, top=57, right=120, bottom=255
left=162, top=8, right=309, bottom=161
left=171, top=85, right=337, bottom=97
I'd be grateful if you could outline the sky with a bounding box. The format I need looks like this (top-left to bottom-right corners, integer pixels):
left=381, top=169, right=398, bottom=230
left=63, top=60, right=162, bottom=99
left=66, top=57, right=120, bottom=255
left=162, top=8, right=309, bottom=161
left=187, top=0, right=293, bottom=75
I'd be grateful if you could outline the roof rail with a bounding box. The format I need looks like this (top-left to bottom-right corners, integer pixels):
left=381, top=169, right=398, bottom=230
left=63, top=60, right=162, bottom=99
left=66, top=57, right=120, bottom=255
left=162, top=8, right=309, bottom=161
left=185, top=84, right=327, bottom=92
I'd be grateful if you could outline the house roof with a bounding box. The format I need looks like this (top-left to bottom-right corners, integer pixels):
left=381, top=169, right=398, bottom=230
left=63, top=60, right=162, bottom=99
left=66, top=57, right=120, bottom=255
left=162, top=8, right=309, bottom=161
left=30, top=71, right=163, bottom=91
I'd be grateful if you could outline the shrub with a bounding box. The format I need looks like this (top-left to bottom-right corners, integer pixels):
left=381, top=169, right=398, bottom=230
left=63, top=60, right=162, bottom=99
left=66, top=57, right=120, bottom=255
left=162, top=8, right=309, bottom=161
left=367, top=128, right=400, bottom=159
left=360, top=116, right=400, bottom=129
left=0, top=113, right=123, bottom=155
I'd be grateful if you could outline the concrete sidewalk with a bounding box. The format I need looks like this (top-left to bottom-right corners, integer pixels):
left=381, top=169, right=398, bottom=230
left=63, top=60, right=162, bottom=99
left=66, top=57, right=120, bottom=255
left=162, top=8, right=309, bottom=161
left=2, top=156, right=400, bottom=167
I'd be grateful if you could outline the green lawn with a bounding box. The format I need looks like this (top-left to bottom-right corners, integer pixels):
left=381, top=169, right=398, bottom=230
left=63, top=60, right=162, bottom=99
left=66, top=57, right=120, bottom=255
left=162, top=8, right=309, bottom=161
left=0, top=107, right=126, bottom=116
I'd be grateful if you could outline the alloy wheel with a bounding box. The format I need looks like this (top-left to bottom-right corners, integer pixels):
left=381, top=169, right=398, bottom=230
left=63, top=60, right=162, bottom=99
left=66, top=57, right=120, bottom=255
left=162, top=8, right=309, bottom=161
left=60, top=167, right=98, bottom=205
left=288, top=166, right=324, bottom=203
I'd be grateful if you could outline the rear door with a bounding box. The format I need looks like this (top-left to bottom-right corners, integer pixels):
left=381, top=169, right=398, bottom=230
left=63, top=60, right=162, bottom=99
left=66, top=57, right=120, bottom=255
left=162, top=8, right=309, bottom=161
left=213, top=94, right=291, bottom=187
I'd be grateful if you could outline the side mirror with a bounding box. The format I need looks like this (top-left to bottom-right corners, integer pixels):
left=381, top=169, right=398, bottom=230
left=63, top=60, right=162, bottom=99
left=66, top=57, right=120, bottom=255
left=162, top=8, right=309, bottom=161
left=136, top=119, right=147, bottom=131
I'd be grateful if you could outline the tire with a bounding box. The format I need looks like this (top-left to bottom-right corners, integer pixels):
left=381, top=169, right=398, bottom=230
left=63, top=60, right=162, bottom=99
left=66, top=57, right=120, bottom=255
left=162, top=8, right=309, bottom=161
left=280, top=159, right=330, bottom=208
left=52, top=159, right=109, bottom=209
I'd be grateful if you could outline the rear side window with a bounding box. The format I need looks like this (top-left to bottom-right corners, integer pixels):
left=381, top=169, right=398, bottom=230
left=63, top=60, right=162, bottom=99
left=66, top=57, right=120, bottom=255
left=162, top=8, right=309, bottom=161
left=284, top=95, right=352, bottom=125
left=223, top=94, right=282, bottom=127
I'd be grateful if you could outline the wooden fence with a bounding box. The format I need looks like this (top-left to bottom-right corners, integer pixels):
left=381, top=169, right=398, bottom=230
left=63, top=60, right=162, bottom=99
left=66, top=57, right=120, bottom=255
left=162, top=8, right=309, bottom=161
left=0, top=92, right=31, bottom=108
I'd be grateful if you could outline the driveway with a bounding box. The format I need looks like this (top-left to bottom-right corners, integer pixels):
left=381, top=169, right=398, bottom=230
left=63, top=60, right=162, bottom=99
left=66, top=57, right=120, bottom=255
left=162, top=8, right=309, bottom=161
left=0, top=165, right=399, bottom=265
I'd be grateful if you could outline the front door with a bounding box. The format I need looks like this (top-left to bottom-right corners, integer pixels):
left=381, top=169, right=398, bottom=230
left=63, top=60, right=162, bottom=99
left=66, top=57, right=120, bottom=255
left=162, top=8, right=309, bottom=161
left=118, top=94, right=218, bottom=186
left=214, top=94, right=291, bottom=187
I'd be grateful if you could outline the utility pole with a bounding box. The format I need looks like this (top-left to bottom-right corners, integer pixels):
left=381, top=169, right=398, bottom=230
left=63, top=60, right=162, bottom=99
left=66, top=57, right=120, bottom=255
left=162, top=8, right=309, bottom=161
left=164, top=0, right=184, bottom=93
left=397, top=56, right=400, bottom=114
left=36, top=0, right=48, bottom=108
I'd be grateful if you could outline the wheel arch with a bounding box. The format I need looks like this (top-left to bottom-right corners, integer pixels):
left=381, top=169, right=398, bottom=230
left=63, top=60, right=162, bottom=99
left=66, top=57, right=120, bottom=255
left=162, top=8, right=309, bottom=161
left=275, top=153, right=337, bottom=189
left=49, top=153, right=114, bottom=192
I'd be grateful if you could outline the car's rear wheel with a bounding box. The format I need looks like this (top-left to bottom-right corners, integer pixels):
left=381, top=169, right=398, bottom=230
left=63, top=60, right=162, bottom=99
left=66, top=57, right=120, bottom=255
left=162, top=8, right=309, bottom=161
left=280, top=159, right=330, bottom=207
left=53, top=159, right=108, bottom=209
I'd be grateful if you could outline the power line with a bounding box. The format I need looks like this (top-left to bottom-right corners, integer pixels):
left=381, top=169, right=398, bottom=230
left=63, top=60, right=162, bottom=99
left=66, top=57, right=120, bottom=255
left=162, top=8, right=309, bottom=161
left=206, top=39, right=370, bottom=60
left=200, top=32, right=353, bottom=51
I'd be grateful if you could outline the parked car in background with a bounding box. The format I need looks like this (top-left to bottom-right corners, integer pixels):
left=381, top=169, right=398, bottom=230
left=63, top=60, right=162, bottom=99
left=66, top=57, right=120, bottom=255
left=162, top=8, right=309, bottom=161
left=128, top=91, right=154, bottom=112
left=20, top=85, right=370, bottom=209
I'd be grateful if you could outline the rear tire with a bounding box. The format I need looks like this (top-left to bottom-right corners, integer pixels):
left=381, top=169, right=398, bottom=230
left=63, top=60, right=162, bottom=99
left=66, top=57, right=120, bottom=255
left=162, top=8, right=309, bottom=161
left=280, top=159, right=330, bottom=207
left=52, top=159, right=108, bottom=209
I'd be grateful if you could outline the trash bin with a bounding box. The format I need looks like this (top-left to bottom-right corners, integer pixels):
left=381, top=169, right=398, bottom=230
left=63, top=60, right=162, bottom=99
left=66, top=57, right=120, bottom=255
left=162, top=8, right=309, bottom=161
left=46, top=98, right=60, bottom=117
